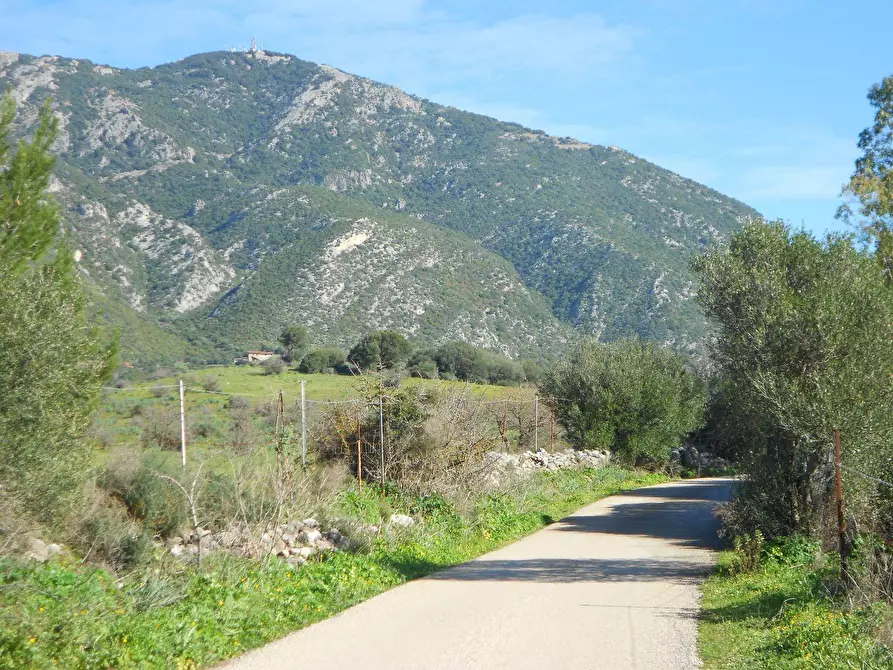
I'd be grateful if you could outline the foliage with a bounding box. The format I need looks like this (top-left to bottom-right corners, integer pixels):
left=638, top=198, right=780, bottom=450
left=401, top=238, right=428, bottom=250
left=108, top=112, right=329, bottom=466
left=278, top=325, right=309, bottom=363
left=348, top=330, right=412, bottom=371
left=693, top=220, right=893, bottom=536
left=841, top=74, right=893, bottom=278
left=261, top=357, right=285, bottom=375
left=0, top=97, right=58, bottom=274
left=541, top=338, right=706, bottom=465
left=729, top=530, right=764, bottom=575
left=700, top=537, right=893, bottom=669
left=432, top=340, right=526, bottom=386
left=0, top=467, right=665, bottom=668
left=298, top=347, right=346, bottom=374
left=0, top=94, right=117, bottom=522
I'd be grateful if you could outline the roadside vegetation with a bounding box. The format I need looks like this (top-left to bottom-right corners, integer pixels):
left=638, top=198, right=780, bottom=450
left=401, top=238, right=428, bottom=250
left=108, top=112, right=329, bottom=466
left=0, top=88, right=706, bottom=667
left=0, top=467, right=665, bottom=668
left=695, top=74, right=893, bottom=667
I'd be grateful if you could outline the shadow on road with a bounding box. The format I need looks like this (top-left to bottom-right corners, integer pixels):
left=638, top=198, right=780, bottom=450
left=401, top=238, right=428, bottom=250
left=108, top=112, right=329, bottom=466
left=553, top=479, right=735, bottom=551
left=426, top=557, right=712, bottom=584
left=418, top=480, right=736, bottom=585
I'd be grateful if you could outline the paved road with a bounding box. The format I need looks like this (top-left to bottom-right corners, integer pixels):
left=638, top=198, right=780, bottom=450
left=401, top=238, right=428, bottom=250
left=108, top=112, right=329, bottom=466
left=222, top=478, right=734, bottom=670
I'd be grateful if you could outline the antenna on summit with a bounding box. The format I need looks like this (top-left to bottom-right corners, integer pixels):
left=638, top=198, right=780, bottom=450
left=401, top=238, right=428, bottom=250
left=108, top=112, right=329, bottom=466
left=250, top=36, right=258, bottom=53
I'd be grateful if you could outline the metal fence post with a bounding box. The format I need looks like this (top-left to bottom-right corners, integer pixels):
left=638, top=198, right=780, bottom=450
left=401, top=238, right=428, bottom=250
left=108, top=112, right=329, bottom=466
left=834, top=428, right=849, bottom=581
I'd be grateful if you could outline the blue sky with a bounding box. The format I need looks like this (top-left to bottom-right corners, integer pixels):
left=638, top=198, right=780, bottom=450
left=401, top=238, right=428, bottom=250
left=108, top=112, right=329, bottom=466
left=4, top=0, right=889, bottom=234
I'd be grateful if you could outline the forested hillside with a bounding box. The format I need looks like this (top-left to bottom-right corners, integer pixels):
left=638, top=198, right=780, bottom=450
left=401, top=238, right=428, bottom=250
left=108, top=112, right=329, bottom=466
left=0, top=49, right=758, bottom=364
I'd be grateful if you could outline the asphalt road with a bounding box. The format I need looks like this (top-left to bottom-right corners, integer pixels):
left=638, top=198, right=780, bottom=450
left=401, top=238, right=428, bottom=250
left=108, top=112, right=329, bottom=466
left=222, top=478, right=735, bottom=670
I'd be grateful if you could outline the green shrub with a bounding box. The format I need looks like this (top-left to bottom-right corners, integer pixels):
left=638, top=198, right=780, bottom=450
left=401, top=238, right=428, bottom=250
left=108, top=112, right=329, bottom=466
left=261, top=357, right=285, bottom=375
left=100, top=456, right=187, bottom=538
left=200, top=376, right=221, bottom=392
left=299, top=347, right=347, bottom=373
left=541, top=337, right=706, bottom=465
left=730, top=530, right=764, bottom=575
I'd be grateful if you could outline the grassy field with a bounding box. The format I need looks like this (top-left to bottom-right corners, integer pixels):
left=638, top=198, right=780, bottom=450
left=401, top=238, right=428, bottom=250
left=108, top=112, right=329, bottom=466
left=91, top=365, right=534, bottom=457
left=0, top=467, right=666, bottom=669
left=699, top=538, right=893, bottom=669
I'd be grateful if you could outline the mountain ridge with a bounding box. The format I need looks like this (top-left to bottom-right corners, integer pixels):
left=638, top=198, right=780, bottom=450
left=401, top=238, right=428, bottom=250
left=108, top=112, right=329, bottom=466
left=0, top=48, right=759, bottom=365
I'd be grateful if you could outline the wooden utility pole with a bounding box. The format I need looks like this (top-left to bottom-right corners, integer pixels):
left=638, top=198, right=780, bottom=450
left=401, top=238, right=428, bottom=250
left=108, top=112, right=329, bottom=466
left=356, top=410, right=363, bottom=493
left=834, top=428, right=849, bottom=581
left=274, top=389, right=284, bottom=438
left=379, top=391, right=386, bottom=489
left=179, top=379, right=187, bottom=470
left=501, top=406, right=508, bottom=450
left=300, top=381, right=307, bottom=466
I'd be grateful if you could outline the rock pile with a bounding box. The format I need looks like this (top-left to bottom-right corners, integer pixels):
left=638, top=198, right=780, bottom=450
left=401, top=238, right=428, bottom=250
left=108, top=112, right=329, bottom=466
left=670, top=445, right=730, bottom=471
left=166, top=513, right=416, bottom=566
left=166, top=518, right=350, bottom=566
left=485, top=448, right=611, bottom=486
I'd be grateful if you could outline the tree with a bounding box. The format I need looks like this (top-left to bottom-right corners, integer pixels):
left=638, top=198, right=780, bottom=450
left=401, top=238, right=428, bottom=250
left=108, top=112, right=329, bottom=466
left=693, top=220, right=893, bottom=536
left=298, top=347, right=346, bottom=373
left=278, top=325, right=308, bottom=363
left=842, top=75, right=893, bottom=279
left=0, top=95, right=117, bottom=521
left=433, top=341, right=488, bottom=383
left=348, top=330, right=412, bottom=371
left=541, top=338, right=705, bottom=465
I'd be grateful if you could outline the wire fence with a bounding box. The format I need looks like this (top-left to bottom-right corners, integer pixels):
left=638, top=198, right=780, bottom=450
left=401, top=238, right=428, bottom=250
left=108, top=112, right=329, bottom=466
left=97, top=378, right=566, bottom=472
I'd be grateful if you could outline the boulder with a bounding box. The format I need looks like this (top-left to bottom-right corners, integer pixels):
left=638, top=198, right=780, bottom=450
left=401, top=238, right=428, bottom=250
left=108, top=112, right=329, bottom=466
left=389, top=514, right=415, bottom=528
left=302, top=518, right=320, bottom=529
left=682, top=445, right=699, bottom=468
left=297, top=529, right=323, bottom=544
left=326, top=529, right=347, bottom=548
left=24, top=537, right=50, bottom=562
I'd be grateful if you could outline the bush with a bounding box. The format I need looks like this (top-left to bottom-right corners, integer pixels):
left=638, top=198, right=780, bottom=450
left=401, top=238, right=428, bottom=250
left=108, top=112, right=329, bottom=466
left=100, top=454, right=187, bottom=538
left=200, top=376, right=221, bottom=392
left=299, top=348, right=346, bottom=373
left=432, top=341, right=525, bottom=385
left=226, top=395, right=250, bottom=411
left=541, top=337, right=706, bottom=465
left=261, top=357, right=285, bottom=375
left=730, top=530, right=764, bottom=575
left=408, top=360, right=438, bottom=379
left=139, top=405, right=182, bottom=450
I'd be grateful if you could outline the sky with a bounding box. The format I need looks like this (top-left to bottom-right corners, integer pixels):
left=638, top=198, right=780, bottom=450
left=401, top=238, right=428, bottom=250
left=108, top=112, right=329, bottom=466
left=3, top=0, right=889, bottom=235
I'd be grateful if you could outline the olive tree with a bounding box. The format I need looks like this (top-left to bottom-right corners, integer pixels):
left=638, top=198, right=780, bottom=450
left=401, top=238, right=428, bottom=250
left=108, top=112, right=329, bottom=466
left=541, top=337, right=705, bottom=465
left=0, top=95, right=117, bottom=521
left=693, top=220, right=893, bottom=536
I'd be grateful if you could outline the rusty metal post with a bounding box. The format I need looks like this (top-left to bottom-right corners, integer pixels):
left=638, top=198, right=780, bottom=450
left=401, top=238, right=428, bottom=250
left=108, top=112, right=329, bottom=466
left=534, top=395, right=539, bottom=451
left=834, top=428, right=849, bottom=581
left=550, top=406, right=555, bottom=451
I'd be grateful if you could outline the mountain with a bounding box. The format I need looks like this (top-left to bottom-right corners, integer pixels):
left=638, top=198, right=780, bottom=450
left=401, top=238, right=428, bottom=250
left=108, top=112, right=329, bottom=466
left=0, top=49, right=759, bottom=365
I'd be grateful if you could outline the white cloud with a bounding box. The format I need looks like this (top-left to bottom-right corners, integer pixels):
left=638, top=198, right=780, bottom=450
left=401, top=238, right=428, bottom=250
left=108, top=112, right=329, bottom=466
left=4, top=2, right=640, bottom=90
